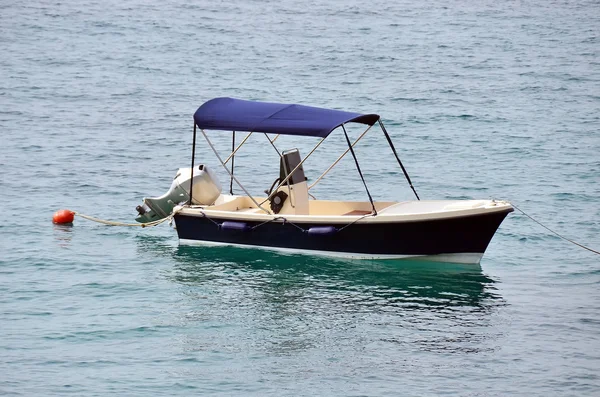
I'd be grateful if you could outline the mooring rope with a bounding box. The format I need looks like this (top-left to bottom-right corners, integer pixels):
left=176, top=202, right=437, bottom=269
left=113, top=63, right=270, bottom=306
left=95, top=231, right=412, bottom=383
left=198, top=210, right=372, bottom=234
left=337, top=212, right=376, bottom=232
left=73, top=212, right=174, bottom=228
left=197, top=210, right=222, bottom=228
left=512, top=203, right=600, bottom=256
left=251, top=216, right=288, bottom=231
left=71, top=201, right=599, bottom=257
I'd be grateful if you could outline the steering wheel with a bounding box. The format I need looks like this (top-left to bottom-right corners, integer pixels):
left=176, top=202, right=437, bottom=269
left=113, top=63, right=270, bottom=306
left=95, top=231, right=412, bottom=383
left=264, top=177, right=281, bottom=196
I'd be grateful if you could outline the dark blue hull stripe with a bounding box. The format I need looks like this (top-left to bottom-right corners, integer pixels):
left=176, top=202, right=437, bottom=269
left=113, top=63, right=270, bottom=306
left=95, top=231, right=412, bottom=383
left=173, top=211, right=510, bottom=257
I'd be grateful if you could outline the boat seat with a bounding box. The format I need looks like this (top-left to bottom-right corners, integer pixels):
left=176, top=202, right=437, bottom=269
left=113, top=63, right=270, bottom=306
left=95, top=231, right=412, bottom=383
left=209, top=196, right=253, bottom=211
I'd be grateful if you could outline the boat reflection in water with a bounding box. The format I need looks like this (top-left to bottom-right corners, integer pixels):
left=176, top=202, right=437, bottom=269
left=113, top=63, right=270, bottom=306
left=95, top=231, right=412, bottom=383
left=175, top=246, right=499, bottom=304
left=138, top=237, right=506, bottom=355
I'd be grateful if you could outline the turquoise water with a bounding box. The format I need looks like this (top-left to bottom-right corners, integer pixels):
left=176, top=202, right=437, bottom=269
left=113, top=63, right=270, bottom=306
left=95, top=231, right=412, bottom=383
left=2, top=0, right=599, bottom=395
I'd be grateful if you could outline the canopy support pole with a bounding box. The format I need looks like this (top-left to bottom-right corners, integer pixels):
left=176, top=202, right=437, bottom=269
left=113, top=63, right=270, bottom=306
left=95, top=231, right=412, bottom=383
left=308, top=123, right=373, bottom=191
left=270, top=133, right=281, bottom=144
left=378, top=120, right=420, bottom=200
left=342, top=125, right=377, bottom=215
left=264, top=133, right=282, bottom=157
left=229, top=131, right=235, bottom=195
left=224, top=132, right=253, bottom=165
left=200, top=129, right=271, bottom=214
left=188, top=123, right=197, bottom=205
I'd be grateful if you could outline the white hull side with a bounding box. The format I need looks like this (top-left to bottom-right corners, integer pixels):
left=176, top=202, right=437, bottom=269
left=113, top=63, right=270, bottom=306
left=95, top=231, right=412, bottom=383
left=178, top=238, right=484, bottom=265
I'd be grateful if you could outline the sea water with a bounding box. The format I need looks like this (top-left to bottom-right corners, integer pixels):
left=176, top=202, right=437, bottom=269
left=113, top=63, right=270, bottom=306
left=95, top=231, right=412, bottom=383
left=1, top=0, right=599, bottom=395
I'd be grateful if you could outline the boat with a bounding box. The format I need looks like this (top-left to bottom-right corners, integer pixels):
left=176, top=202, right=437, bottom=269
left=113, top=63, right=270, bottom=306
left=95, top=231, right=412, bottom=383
left=135, top=97, right=513, bottom=264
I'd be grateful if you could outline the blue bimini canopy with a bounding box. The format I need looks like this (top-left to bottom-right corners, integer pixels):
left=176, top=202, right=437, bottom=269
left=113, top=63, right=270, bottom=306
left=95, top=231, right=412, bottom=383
left=194, top=97, right=380, bottom=138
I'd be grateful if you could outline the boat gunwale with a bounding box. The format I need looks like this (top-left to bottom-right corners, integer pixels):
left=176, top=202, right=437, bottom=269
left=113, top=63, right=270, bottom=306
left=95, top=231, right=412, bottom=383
left=174, top=201, right=514, bottom=225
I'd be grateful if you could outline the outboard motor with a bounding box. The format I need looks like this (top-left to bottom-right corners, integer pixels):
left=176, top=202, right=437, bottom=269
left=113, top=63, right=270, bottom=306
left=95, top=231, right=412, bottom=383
left=135, top=164, right=221, bottom=223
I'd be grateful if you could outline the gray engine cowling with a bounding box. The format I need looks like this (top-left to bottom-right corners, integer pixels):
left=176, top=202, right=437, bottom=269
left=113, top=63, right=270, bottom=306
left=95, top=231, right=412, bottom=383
left=135, top=165, right=221, bottom=223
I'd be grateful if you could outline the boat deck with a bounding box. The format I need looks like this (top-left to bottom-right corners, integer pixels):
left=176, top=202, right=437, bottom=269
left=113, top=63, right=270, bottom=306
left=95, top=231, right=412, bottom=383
left=180, top=195, right=513, bottom=224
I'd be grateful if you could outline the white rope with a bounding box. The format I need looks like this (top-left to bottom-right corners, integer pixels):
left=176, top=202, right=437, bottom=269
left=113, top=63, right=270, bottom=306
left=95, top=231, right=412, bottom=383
left=512, top=203, right=600, bottom=256
left=73, top=211, right=175, bottom=228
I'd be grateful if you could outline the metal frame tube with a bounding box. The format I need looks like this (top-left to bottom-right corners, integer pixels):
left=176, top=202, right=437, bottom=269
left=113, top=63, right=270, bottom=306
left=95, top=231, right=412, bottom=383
left=229, top=131, right=235, bottom=195
left=378, top=120, right=420, bottom=200
left=200, top=129, right=272, bottom=214
left=224, top=132, right=253, bottom=165
left=264, top=133, right=283, bottom=157
left=342, top=125, right=377, bottom=214
left=308, top=123, right=373, bottom=190
left=188, top=123, right=197, bottom=205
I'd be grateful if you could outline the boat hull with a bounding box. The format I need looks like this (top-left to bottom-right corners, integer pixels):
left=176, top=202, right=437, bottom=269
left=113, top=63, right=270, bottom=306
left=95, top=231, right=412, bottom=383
left=173, top=209, right=511, bottom=264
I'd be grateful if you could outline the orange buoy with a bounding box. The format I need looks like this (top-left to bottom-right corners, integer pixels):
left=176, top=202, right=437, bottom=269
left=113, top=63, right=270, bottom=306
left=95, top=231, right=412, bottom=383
left=53, top=209, right=75, bottom=224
